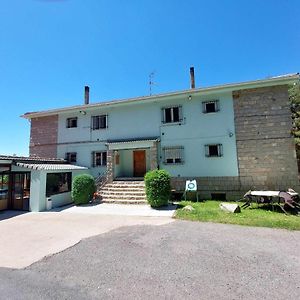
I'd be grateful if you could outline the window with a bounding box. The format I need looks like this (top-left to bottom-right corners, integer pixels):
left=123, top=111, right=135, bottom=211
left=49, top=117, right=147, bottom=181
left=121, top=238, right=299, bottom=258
left=66, top=117, right=77, bottom=128
left=46, top=172, right=72, bottom=196
left=92, top=151, right=107, bottom=167
left=162, top=106, right=182, bottom=123
left=205, top=144, right=223, bottom=157
left=163, top=146, right=184, bottom=164
left=65, top=152, right=77, bottom=163
left=92, top=115, right=107, bottom=130
left=202, top=100, right=219, bottom=113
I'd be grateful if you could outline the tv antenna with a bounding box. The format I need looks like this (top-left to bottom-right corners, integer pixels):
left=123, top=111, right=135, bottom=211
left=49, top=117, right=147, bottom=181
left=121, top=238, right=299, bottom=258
left=149, top=71, right=156, bottom=95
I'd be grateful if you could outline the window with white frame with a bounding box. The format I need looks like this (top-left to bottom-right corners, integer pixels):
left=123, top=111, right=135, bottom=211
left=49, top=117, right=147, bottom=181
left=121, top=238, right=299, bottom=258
left=163, top=146, right=184, bottom=164
left=205, top=144, right=223, bottom=157
left=92, top=115, right=108, bottom=130
left=65, top=152, right=77, bottom=163
left=162, top=106, right=182, bottom=123
left=202, top=100, right=219, bottom=113
left=92, top=151, right=107, bottom=167
left=66, top=117, right=78, bottom=128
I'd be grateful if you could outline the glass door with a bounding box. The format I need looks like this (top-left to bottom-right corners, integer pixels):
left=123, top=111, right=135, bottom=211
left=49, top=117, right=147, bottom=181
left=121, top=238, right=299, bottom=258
left=11, top=173, right=30, bottom=211
left=0, top=173, right=9, bottom=210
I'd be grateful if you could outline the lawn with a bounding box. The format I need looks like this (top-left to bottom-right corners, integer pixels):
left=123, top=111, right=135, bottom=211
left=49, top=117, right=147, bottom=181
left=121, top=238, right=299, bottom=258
left=175, top=201, right=300, bottom=230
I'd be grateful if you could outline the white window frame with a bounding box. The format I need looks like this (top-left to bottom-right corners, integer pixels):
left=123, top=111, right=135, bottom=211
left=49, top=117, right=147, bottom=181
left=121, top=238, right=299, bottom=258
left=66, top=117, right=78, bottom=128
left=162, top=106, right=183, bottom=124
left=162, top=146, right=184, bottom=164
left=65, top=152, right=77, bottom=163
left=202, top=100, right=220, bottom=113
left=92, top=151, right=107, bottom=167
left=205, top=144, right=223, bottom=157
left=92, top=115, right=108, bottom=130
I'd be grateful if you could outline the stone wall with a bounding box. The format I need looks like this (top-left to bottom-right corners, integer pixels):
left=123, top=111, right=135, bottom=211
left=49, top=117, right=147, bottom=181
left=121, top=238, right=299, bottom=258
left=29, top=115, right=58, bottom=158
left=171, top=176, right=241, bottom=200
left=233, top=85, right=299, bottom=192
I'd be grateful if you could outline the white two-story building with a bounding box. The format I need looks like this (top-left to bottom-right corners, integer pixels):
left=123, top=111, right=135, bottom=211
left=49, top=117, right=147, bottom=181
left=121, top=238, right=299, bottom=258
left=22, top=73, right=300, bottom=200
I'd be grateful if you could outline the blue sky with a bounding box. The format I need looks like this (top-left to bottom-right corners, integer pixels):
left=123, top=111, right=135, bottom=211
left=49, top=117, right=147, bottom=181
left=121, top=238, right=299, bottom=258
left=0, top=0, right=299, bottom=156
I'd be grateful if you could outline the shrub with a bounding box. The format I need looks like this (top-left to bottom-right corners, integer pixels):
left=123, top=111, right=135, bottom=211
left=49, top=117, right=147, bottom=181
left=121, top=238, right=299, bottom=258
left=144, top=169, right=171, bottom=208
left=72, top=174, right=96, bottom=205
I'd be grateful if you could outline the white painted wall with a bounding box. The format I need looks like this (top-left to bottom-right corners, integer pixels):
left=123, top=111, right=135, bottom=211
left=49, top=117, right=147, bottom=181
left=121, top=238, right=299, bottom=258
left=25, top=168, right=89, bottom=212
left=57, top=90, right=238, bottom=177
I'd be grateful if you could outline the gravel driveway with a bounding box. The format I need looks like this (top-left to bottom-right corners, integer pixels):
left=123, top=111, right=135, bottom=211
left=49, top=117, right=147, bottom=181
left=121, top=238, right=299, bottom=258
left=0, top=220, right=299, bottom=300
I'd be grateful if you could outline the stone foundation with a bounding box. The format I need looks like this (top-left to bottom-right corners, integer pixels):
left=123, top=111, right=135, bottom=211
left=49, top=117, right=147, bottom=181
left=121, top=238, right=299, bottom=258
left=171, top=177, right=242, bottom=201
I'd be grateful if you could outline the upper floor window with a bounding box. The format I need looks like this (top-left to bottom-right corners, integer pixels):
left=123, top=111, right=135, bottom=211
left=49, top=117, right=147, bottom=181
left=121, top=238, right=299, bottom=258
left=66, top=117, right=77, bottom=128
left=162, top=146, right=184, bottom=164
left=162, top=106, right=182, bottom=124
left=65, top=152, right=77, bottom=163
left=202, top=100, right=219, bottom=113
left=92, top=151, right=107, bottom=167
left=92, top=115, right=108, bottom=130
left=205, top=144, right=223, bottom=157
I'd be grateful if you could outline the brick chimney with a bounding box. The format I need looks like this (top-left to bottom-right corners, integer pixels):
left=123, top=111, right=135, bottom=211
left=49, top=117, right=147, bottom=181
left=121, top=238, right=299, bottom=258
left=190, top=67, right=195, bottom=89
left=84, top=86, right=90, bottom=105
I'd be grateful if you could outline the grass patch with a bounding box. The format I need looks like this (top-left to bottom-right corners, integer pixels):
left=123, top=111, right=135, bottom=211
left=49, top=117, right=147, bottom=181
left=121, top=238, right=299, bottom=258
left=175, top=201, right=300, bottom=230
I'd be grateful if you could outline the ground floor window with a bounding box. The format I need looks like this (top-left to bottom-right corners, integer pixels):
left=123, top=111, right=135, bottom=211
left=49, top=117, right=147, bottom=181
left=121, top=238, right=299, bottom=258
left=65, top=152, right=77, bottom=163
left=92, top=151, right=107, bottom=167
left=46, top=172, right=72, bottom=196
left=162, top=146, right=184, bottom=164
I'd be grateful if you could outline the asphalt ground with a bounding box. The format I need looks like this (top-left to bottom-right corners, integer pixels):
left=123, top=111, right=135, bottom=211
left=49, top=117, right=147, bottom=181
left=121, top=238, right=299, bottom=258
left=0, top=220, right=299, bottom=300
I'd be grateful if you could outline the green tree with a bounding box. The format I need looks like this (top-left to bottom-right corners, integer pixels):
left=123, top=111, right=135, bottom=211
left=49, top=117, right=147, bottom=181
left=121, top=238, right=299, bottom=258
left=290, top=80, right=300, bottom=145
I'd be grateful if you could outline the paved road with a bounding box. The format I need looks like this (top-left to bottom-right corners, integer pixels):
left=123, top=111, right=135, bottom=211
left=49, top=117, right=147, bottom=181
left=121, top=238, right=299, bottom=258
left=0, top=220, right=299, bottom=300
left=0, top=210, right=173, bottom=268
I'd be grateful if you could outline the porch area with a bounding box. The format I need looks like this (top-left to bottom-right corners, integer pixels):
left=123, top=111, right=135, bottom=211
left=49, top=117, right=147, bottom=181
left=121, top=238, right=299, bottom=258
left=106, top=137, right=159, bottom=181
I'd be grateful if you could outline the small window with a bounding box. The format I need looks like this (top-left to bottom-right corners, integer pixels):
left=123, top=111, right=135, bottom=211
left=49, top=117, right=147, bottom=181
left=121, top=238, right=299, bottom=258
left=92, top=115, right=107, bottom=130
left=66, top=117, right=77, bottom=128
left=162, top=106, right=182, bottom=124
left=65, top=152, right=77, bottom=163
left=92, top=151, right=107, bottom=167
left=202, top=100, right=219, bottom=113
left=46, top=172, right=72, bottom=196
left=211, top=193, right=226, bottom=201
left=163, top=146, right=184, bottom=164
left=205, top=144, right=223, bottom=157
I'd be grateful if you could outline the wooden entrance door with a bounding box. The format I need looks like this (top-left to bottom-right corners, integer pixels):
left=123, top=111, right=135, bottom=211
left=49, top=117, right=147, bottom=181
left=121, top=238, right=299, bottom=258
left=133, top=150, right=146, bottom=177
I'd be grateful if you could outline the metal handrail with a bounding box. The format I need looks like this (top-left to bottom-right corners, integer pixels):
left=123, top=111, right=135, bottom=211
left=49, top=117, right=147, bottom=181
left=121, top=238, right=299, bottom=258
left=95, top=169, right=109, bottom=190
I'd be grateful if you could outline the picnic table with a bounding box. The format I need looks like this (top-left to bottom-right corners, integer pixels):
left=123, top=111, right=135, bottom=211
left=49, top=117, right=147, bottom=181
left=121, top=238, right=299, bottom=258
left=241, top=189, right=300, bottom=214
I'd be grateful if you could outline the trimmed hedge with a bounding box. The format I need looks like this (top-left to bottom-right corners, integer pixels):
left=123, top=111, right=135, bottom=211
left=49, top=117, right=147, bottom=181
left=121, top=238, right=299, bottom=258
left=144, top=169, right=171, bottom=208
left=72, top=174, right=96, bottom=205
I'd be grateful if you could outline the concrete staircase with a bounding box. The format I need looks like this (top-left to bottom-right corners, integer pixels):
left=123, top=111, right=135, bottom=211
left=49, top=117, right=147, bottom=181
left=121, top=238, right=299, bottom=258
left=98, top=180, right=147, bottom=204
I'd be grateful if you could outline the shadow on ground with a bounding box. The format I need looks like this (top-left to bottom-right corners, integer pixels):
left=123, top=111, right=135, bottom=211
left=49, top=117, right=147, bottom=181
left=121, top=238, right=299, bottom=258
left=0, top=210, right=27, bottom=221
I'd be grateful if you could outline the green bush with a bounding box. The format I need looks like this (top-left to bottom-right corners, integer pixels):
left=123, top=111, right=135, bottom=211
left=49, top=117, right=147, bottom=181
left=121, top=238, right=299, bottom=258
left=144, top=169, right=171, bottom=208
left=72, top=174, right=96, bottom=205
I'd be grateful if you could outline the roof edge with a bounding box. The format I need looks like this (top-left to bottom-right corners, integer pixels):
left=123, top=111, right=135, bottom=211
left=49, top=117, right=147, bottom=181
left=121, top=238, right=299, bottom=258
left=21, top=73, right=299, bottom=119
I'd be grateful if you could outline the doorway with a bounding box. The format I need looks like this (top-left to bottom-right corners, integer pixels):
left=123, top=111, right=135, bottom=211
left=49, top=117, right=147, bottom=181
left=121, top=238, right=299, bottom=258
left=133, top=150, right=146, bottom=177
left=11, top=173, right=30, bottom=211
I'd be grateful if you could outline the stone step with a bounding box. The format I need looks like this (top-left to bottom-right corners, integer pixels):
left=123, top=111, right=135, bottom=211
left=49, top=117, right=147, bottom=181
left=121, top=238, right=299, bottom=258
left=100, top=187, right=145, bottom=193
left=100, top=194, right=146, bottom=201
left=101, top=199, right=147, bottom=205
left=100, top=190, right=146, bottom=196
left=109, top=181, right=145, bottom=185
left=103, top=184, right=145, bottom=188
left=97, top=180, right=147, bottom=205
